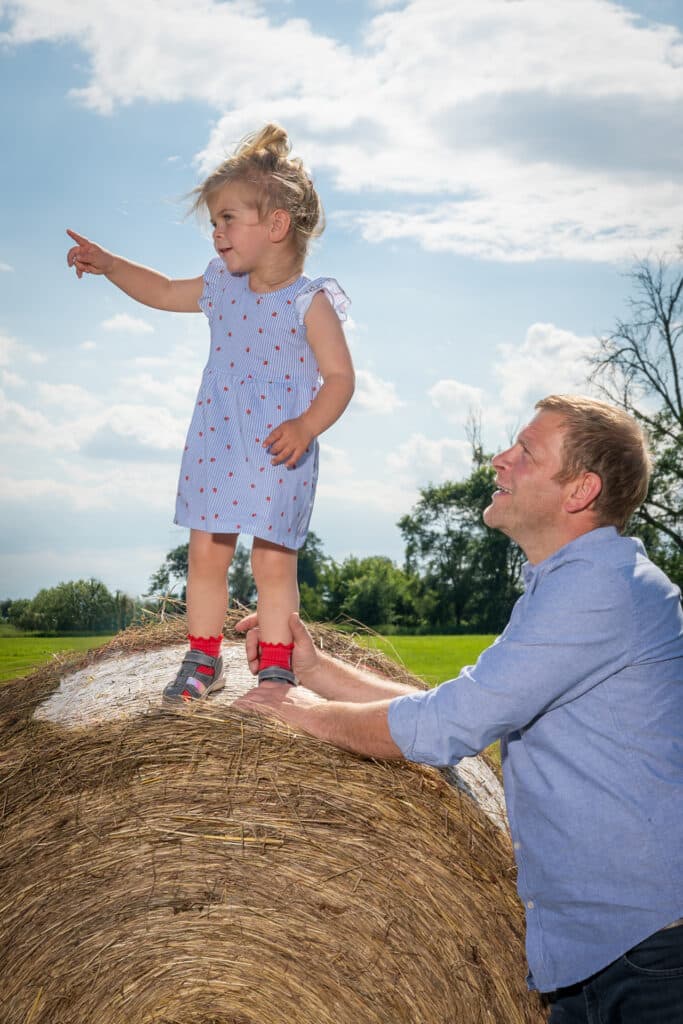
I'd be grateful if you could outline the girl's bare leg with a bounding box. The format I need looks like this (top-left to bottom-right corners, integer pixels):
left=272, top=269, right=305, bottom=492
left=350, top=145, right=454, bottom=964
left=251, top=538, right=299, bottom=680
left=251, top=538, right=299, bottom=640
left=186, top=530, right=238, bottom=636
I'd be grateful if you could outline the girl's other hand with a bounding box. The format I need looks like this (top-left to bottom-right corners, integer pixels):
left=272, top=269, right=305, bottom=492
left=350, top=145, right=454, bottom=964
left=263, top=418, right=314, bottom=469
left=66, top=229, right=115, bottom=278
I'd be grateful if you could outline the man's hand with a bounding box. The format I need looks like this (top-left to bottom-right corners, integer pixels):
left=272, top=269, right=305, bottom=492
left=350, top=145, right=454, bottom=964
left=236, top=611, right=319, bottom=682
left=233, top=677, right=324, bottom=723
left=66, top=229, right=116, bottom=278
left=263, top=418, right=314, bottom=468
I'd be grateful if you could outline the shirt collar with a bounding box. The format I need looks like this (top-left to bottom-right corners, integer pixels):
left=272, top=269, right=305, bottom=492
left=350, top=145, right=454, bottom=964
left=522, top=526, right=622, bottom=589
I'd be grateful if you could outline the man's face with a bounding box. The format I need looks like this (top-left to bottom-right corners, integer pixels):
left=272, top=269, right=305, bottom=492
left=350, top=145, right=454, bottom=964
left=484, top=410, right=574, bottom=563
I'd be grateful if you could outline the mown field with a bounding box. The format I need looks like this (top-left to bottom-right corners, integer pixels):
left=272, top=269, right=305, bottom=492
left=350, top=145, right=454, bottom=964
left=0, top=629, right=500, bottom=764
left=357, top=633, right=496, bottom=687
left=0, top=634, right=115, bottom=683
left=358, top=633, right=501, bottom=766
left=0, top=630, right=496, bottom=687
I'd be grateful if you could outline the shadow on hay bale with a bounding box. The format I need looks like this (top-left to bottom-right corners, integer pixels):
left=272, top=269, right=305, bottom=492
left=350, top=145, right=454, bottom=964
left=0, top=618, right=546, bottom=1024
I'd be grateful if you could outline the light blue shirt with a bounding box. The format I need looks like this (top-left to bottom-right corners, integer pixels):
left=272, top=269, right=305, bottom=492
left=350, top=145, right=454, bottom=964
left=387, top=527, right=683, bottom=992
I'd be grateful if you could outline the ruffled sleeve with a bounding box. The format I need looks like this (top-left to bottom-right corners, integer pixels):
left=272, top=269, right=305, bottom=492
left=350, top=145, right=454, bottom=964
left=294, top=277, right=350, bottom=325
left=197, top=258, right=226, bottom=318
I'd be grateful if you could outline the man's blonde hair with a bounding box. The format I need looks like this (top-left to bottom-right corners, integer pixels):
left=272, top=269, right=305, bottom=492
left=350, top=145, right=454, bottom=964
left=536, top=395, right=652, bottom=532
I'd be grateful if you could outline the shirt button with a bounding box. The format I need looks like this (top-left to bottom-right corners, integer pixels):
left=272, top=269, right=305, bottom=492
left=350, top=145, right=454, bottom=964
left=527, top=900, right=535, bottom=909
left=514, top=841, right=521, bottom=850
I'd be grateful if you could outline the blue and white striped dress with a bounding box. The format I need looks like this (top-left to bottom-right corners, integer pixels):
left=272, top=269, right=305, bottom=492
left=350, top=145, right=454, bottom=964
left=174, top=259, right=349, bottom=549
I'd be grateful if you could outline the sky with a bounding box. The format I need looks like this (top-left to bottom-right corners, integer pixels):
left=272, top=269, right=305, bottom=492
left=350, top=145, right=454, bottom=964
left=1, top=0, right=682, bottom=601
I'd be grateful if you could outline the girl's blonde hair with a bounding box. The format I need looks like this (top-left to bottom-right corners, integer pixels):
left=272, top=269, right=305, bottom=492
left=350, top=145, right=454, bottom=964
left=191, top=124, right=324, bottom=259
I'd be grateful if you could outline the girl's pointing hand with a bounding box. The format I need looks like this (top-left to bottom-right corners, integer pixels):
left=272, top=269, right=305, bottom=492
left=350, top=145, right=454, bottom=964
left=66, top=229, right=115, bottom=278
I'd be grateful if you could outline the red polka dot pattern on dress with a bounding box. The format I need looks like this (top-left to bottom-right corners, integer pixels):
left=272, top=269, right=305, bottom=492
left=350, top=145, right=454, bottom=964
left=173, top=261, right=349, bottom=548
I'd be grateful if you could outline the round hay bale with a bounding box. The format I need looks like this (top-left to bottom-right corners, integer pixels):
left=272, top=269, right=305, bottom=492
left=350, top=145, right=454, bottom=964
left=0, top=619, right=545, bottom=1023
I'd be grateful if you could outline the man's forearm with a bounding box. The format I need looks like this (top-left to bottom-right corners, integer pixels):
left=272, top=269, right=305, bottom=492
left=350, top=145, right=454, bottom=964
left=299, top=651, right=420, bottom=703
left=287, top=697, right=405, bottom=759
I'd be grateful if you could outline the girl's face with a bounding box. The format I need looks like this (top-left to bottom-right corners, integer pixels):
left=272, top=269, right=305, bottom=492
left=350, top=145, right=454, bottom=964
left=208, top=182, right=271, bottom=274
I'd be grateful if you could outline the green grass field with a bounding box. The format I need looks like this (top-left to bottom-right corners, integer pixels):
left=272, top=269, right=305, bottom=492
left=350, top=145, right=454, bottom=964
left=358, top=633, right=501, bottom=767
left=357, top=633, right=497, bottom=687
left=0, top=631, right=496, bottom=687
left=1, top=629, right=501, bottom=763
left=0, top=635, right=114, bottom=683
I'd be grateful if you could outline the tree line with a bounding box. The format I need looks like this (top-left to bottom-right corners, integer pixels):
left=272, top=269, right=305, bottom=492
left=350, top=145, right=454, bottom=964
left=2, top=580, right=137, bottom=635
left=145, top=466, right=524, bottom=636
left=3, top=249, right=681, bottom=635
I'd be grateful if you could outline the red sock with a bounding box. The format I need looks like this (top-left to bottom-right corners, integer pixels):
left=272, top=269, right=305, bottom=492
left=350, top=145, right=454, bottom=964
left=188, top=634, right=223, bottom=676
left=258, top=641, right=294, bottom=673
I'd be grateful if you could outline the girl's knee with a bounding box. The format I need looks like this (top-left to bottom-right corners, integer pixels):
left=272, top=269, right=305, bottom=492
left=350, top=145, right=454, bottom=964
left=251, top=538, right=298, bottom=585
left=189, top=531, right=237, bottom=573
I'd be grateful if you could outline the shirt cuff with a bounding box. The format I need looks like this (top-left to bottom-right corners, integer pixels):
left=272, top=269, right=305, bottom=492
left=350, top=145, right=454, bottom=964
left=387, top=693, right=421, bottom=761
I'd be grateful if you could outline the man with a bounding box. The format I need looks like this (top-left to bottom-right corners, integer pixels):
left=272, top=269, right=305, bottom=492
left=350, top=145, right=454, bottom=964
left=235, top=395, right=683, bottom=1023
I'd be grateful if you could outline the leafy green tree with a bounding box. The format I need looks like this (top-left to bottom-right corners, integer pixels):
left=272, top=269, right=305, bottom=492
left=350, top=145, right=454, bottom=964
left=398, top=447, right=523, bottom=632
left=297, top=531, right=332, bottom=620
left=7, top=599, right=32, bottom=631
left=113, top=590, right=137, bottom=631
left=229, top=543, right=256, bottom=607
left=325, top=555, right=417, bottom=628
left=589, top=249, right=682, bottom=586
left=25, top=579, right=118, bottom=633
left=146, top=543, right=189, bottom=601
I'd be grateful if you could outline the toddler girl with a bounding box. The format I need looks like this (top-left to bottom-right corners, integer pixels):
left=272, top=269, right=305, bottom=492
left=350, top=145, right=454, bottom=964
left=67, top=124, right=354, bottom=702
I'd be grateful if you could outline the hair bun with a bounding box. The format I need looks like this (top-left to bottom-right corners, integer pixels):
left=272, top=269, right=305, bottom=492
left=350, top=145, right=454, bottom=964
left=239, top=123, right=291, bottom=160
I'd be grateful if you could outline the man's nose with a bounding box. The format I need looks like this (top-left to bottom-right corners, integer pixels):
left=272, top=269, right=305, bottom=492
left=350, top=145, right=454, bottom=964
left=492, top=447, right=511, bottom=470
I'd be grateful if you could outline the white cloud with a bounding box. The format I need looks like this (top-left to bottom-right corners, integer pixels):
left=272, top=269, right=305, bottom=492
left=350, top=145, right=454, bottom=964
left=101, top=313, right=155, bottom=334
left=423, top=323, right=602, bottom=449
left=0, top=262, right=14, bottom=272
left=429, top=379, right=484, bottom=421
left=80, top=340, right=97, bottom=350
left=2, top=0, right=682, bottom=262
left=1, top=370, right=24, bottom=388
left=493, top=322, right=599, bottom=414
left=347, top=170, right=683, bottom=263
left=0, top=379, right=187, bottom=456
left=0, top=334, right=20, bottom=365
left=387, top=432, right=472, bottom=488
left=36, top=382, right=101, bottom=409
left=353, top=368, right=404, bottom=413
left=0, top=331, right=46, bottom=366
left=0, top=460, right=176, bottom=512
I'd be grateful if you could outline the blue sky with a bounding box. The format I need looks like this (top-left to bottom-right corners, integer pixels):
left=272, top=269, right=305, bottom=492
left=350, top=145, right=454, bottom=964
left=1, top=0, right=682, bottom=600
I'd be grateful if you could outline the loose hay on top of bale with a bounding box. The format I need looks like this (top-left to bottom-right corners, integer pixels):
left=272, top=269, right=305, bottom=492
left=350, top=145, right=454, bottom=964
left=0, top=620, right=545, bottom=1024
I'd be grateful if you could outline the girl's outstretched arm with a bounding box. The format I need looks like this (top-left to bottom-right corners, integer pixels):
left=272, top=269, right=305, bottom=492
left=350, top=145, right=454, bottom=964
left=263, top=291, right=355, bottom=468
left=66, top=229, right=204, bottom=313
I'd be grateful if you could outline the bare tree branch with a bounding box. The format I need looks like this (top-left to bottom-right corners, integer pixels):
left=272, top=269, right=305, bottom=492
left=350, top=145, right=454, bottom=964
left=589, top=247, right=683, bottom=564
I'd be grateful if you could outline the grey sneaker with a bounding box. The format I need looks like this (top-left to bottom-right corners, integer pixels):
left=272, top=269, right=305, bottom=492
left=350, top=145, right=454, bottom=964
left=162, top=651, right=225, bottom=706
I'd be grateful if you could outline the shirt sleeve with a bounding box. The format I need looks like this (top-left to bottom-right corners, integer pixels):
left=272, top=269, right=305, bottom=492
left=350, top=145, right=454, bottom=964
left=197, top=258, right=226, bottom=318
left=295, top=277, right=350, bottom=324
left=388, top=555, right=635, bottom=766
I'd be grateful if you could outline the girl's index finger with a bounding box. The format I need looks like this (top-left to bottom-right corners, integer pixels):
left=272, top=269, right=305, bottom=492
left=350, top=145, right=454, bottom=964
left=66, top=228, right=88, bottom=245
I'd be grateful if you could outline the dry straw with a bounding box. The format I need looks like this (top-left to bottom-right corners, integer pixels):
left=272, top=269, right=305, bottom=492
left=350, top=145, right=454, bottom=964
left=0, top=616, right=546, bottom=1023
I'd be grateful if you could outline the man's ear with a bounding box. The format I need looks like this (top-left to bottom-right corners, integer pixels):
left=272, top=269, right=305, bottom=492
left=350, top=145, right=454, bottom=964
left=270, top=208, right=292, bottom=242
left=565, top=471, right=602, bottom=514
